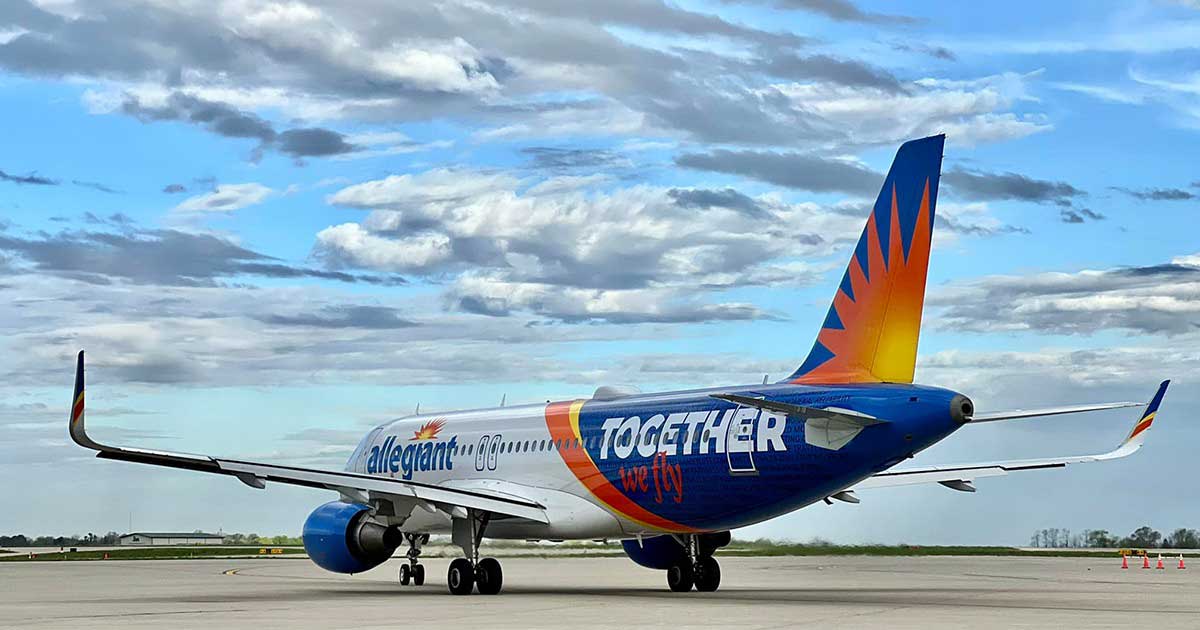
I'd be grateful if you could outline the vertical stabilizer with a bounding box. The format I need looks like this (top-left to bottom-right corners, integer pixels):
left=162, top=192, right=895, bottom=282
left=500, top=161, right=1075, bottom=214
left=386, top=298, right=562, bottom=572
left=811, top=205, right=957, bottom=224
left=787, top=135, right=945, bottom=384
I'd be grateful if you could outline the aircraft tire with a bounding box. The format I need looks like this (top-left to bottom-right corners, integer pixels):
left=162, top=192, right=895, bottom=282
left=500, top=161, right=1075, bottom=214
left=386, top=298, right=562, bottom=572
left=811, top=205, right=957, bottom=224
left=399, top=563, right=411, bottom=586
left=413, top=563, right=425, bottom=586
left=475, top=557, right=503, bottom=595
left=667, top=561, right=694, bottom=592
left=693, top=557, right=721, bottom=592
left=448, top=558, right=475, bottom=595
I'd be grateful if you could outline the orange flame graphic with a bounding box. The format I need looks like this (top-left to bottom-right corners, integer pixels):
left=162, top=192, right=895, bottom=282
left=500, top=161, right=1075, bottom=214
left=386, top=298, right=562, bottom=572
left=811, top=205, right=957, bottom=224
left=794, top=180, right=932, bottom=384
left=410, top=418, right=446, bottom=441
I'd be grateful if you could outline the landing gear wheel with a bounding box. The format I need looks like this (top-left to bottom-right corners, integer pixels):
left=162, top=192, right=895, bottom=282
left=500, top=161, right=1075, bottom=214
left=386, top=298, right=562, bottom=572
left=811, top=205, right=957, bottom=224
left=693, top=556, right=721, bottom=592
left=667, top=561, right=694, bottom=592
left=475, top=557, right=503, bottom=595
left=399, top=563, right=411, bottom=586
left=448, top=558, right=475, bottom=595
left=412, top=563, right=425, bottom=586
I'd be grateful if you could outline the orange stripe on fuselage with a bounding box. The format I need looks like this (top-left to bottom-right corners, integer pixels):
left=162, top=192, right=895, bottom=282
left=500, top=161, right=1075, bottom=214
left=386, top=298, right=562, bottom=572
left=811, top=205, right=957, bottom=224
left=544, top=400, right=695, bottom=532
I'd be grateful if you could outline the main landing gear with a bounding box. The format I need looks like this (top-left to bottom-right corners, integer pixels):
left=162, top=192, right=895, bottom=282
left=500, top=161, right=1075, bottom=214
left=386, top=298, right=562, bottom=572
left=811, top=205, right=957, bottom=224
left=447, top=509, right=503, bottom=595
left=666, top=535, right=722, bottom=593
left=398, top=532, right=428, bottom=587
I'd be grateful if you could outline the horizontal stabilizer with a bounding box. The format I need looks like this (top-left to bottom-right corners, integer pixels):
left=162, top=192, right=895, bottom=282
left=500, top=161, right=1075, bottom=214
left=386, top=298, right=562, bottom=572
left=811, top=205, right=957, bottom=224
left=970, top=401, right=1143, bottom=423
left=710, top=393, right=884, bottom=451
left=709, top=393, right=884, bottom=427
left=853, top=381, right=1170, bottom=492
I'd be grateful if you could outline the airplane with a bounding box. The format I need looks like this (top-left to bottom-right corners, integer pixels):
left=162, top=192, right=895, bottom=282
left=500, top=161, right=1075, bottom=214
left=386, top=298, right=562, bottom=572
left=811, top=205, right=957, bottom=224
left=68, top=134, right=1170, bottom=595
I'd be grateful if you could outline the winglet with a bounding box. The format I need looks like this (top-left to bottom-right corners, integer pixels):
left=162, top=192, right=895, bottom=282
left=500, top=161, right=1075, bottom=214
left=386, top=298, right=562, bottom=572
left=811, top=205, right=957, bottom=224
left=1121, top=380, right=1169, bottom=449
left=69, top=350, right=102, bottom=451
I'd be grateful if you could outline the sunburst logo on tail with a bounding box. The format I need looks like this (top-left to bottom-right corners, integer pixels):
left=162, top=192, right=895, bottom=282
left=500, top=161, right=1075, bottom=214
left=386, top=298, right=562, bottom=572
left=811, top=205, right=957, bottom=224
left=410, top=418, right=447, bottom=441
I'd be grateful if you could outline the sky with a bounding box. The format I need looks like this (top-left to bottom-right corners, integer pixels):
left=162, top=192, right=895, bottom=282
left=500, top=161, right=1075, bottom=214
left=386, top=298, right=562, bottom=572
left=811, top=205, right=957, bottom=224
left=1, top=0, right=1198, bottom=545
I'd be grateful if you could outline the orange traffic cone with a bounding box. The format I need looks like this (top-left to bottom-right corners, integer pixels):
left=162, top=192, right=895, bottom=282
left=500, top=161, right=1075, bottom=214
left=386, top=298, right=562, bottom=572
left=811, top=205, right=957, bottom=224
left=1143, top=554, right=1151, bottom=569
left=1121, top=555, right=1129, bottom=569
left=1156, top=554, right=1165, bottom=570
left=1179, top=555, right=1187, bottom=570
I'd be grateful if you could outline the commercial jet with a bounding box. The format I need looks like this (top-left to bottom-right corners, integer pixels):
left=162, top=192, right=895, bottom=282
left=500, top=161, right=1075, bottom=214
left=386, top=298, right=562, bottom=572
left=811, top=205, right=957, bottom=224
left=68, top=134, right=1170, bottom=595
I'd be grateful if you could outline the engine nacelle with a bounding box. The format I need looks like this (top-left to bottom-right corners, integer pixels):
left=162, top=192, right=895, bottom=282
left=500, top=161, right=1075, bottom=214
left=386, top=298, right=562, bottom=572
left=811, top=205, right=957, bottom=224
left=621, top=532, right=732, bottom=569
left=302, top=501, right=401, bottom=574
left=622, top=535, right=687, bottom=569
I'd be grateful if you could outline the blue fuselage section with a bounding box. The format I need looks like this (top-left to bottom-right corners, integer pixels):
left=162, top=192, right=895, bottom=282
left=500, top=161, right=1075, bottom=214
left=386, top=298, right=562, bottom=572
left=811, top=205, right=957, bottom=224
left=564, top=382, right=966, bottom=531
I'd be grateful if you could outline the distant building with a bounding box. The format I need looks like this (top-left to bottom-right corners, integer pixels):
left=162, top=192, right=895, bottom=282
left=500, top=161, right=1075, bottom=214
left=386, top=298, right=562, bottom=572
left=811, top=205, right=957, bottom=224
left=118, top=532, right=225, bottom=546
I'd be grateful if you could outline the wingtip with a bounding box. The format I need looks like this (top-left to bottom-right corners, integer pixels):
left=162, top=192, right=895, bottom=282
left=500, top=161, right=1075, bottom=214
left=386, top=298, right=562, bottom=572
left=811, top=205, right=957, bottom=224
left=69, top=349, right=101, bottom=451
left=1122, top=380, right=1169, bottom=447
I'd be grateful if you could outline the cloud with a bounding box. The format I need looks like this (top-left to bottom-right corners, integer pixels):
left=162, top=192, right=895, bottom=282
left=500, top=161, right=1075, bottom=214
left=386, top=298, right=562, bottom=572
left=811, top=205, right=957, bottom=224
left=0, top=227, right=402, bottom=287
left=943, top=167, right=1085, bottom=207
left=319, top=168, right=843, bottom=322
left=723, top=0, right=915, bottom=24
left=258, top=305, right=418, bottom=330
left=0, top=1, right=1041, bottom=153
left=891, top=42, right=957, bottom=61
left=0, top=169, right=56, bottom=185
left=521, top=147, right=628, bottom=171
left=935, top=202, right=1030, bottom=236
left=171, top=183, right=274, bottom=214
left=943, top=166, right=1098, bottom=223
left=276, top=128, right=357, bottom=158
left=668, top=188, right=772, bottom=219
left=121, top=92, right=356, bottom=161
left=676, top=150, right=881, bottom=196
left=1110, top=186, right=1196, bottom=201
left=758, top=54, right=905, bottom=92
left=1058, top=207, right=1105, bottom=224
left=931, top=255, right=1200, bottom=336
left=71, top=179, right=122, bottom=194
left=445, top=274, right=780, bottom=324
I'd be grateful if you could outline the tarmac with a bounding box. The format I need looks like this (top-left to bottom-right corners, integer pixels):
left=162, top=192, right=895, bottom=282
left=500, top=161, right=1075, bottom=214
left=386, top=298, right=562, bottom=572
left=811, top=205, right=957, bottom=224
left=1, top=555, right=1197, bottom=629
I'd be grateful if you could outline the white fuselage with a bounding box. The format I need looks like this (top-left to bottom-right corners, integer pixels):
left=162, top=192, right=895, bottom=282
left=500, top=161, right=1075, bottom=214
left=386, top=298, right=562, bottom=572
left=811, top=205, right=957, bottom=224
left=345, top=403, right=630, bottom=540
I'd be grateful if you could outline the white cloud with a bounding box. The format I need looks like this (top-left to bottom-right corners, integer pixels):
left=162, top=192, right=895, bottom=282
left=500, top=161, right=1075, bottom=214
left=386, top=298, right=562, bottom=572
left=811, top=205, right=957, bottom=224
left=318, top=168, right=851, bottom=322
left=172, top=183, right=275, bottom=214
left=315, top=223, right=454, bottom=271
left=930, top=255, right=1200, bottom=335
left=771, top=71, right=1052, bottom=148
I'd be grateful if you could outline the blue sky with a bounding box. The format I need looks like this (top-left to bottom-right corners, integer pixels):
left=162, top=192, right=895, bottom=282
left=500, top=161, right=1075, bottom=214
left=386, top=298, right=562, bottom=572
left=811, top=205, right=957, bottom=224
left=1, top=0, right=1198, bottom=544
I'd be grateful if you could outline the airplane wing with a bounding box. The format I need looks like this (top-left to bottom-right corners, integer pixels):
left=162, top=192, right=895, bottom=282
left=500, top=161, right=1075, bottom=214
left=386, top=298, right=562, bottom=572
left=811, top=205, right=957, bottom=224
left=853, top=380, right=1169, bottom=492
left=68, top=351, right=549, bottom=523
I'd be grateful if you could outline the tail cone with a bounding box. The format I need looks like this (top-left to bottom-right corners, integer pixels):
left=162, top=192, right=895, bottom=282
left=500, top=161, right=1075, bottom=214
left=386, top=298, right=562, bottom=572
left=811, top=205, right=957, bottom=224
left=1178, top=555, right=1186, bottom=570
left=1156, top=554, right=1165, bottom=570
left=1121, top=555, right=1129, bottom=569
left=1142, top=554, right=1151, bottom=569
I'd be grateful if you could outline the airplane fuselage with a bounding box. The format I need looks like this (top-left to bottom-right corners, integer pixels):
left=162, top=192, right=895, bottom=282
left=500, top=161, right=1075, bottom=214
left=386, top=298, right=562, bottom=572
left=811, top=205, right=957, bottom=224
left=346, top=382, right=966, bottom=539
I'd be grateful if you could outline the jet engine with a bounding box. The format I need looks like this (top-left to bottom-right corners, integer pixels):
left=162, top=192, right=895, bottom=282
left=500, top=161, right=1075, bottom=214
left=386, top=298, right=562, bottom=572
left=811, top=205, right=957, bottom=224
left=302, top=501, right=401, bottom=574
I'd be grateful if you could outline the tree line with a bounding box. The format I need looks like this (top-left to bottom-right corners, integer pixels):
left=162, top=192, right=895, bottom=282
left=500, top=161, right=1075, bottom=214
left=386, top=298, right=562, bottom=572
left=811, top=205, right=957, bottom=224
left=1029, top=526, right=1200, bottom=549
left=0, top=532, right=302, bottom=547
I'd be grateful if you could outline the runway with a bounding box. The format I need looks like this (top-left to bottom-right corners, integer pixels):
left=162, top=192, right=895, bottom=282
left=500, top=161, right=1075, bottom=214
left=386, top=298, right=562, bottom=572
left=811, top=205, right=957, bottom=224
left=2, top=555, right=1197, bottom=629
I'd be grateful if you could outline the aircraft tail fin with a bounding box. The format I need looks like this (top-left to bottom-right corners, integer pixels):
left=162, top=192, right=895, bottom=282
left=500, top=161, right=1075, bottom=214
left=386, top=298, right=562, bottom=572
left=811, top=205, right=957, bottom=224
left=787, top=135, right=945, bottom=384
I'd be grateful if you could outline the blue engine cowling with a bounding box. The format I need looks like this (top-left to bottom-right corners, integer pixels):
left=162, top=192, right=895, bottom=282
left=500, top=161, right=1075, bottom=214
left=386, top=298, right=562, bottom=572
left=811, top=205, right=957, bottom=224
left=302, top=501, right=401, bottom=574
left=621, top=532, right=730, bottom=569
